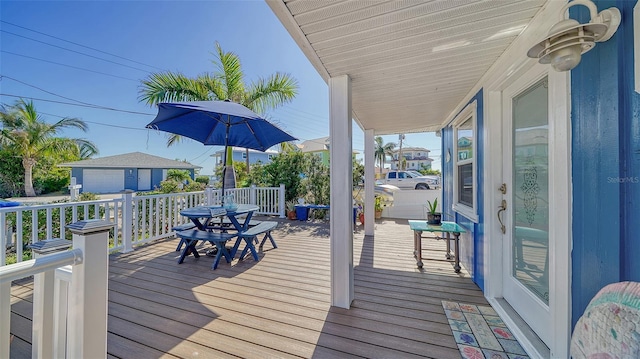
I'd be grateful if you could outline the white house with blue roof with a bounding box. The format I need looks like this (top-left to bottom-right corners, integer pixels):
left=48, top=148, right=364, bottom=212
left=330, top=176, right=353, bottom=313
left=59, top=152, right=201, bottom=194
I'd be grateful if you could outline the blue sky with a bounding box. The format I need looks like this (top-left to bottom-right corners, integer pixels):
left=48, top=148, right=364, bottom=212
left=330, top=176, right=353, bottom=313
left=1, top=0, right=440, bottom=175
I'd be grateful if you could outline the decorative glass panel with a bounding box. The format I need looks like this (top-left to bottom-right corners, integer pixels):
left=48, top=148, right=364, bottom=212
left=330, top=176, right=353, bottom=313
left=512, top=77, right=549, bottom=304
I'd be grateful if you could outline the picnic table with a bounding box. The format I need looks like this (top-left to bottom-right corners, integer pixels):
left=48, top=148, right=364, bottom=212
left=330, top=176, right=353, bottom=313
left=176, top=204, right=278, bottom=269
left=408, top=220, right=466, bottom=273
left=176, top=205, right=259, bottom=265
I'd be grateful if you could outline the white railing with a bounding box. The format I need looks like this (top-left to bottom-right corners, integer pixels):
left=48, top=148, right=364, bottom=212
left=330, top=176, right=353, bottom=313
left=1, top=185, right=285, bottom=266
left=1, top=220, right=112, bottom=358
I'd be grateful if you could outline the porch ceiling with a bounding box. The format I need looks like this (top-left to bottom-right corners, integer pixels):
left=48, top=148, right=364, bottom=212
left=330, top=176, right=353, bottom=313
left=267, top=0, right=547, bottom=134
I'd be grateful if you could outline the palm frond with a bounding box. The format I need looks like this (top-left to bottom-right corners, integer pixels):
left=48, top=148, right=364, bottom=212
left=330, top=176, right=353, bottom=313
left=244, top=72, right=298, bottom=114
left=212, top=42, right=245, bottom=100
left=195, top=73, right=226, bottom=100
left=138, top=72, right=211, bottom=105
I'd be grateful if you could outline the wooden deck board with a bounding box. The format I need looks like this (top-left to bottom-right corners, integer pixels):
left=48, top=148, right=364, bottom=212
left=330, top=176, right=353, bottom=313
left=9, top=218, right=487, bottom=358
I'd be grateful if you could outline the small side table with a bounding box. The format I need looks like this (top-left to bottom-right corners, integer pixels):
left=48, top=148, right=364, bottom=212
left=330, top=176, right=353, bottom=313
left=408, top=220, right=466, bottom=273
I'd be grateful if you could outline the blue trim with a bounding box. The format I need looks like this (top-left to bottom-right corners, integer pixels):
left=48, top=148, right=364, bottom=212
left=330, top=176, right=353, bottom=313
left=569, top=0, right=639, bottom=328
left=442, top=89, right=484, bottom=290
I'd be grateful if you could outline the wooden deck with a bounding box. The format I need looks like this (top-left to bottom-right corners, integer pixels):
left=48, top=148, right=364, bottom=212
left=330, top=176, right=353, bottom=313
left=10, top=218, right=488, bottom=358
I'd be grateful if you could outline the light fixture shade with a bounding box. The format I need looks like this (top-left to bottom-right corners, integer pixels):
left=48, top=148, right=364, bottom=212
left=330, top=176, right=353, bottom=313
left=526, top=0, right=621, bottom=72
left=550, top=44, right=582, bottom=71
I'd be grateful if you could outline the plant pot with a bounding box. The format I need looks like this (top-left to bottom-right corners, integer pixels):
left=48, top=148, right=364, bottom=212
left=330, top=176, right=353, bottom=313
left=427, top=213, right=442, bottom=225
left=358, top=213, right=365, bottom=225
left=375, top=210, right=382, bottom=219
left=287, top=210, right=297, bottom=220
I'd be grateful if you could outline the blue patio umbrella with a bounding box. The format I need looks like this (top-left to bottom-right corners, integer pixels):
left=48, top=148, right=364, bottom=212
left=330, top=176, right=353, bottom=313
left=146, top=100, right=297, bottom=191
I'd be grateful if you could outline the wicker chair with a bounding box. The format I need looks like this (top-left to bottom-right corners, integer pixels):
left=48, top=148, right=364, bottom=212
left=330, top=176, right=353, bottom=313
left=571, top=281, right=640, bottom=359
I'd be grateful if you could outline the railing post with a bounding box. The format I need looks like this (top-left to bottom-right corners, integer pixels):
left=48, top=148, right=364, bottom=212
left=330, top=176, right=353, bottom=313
left=66, top=219, right=113, bottom=359
left=0, top=280, right=10, bottom=359
left=121, top=190, right=134, bottom=253
left=279, top=184, right=286, bottom=218
left=250, top=185, right=257, bottom=205
left=205, top=186, right=214, bottom=206
left=29, top=239, right=72, bottom=359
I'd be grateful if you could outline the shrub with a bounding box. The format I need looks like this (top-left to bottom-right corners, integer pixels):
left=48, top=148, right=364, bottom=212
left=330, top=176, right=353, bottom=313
left=78, top=192, right=99, bottom=201
left=184, top=181, right=205, bottom=192
left=195, top=176, right=209, bottom=185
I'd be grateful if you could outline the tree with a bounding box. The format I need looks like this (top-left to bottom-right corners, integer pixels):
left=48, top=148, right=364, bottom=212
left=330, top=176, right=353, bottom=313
left=139, top=42, right=298, bottom=188
left=0, top=99, right=98, bottom=197
left=374, top=136, right=396, bottom=174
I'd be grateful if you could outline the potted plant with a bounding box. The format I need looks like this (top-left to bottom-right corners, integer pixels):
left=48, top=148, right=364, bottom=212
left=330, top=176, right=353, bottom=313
left=374, top=195, right=384, bottom=219
left=286, top=200, right=297, bottom=220
left=357, top=204, right=365, bottom=225
left=426, top=198, right=442, bottom=225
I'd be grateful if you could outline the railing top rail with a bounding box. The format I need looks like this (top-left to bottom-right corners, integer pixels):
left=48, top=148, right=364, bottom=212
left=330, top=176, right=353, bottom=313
left=0, top=248, right=82, bottom=284
left=0, top=198, right=122, bottom=213
left=132, top=191, right=203, bottom=200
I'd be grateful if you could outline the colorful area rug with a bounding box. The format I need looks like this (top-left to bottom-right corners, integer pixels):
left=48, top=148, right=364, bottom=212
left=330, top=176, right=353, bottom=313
left=442, top=301, right=530, bottom=359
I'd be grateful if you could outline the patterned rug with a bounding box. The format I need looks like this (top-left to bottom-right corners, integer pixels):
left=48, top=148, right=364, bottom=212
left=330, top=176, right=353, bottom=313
left=442, top=301, right=530, bottom=359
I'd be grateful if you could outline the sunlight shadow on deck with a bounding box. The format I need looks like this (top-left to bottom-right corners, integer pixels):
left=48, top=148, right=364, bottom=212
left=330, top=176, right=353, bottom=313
left=310, top=219, right=487, bottom=358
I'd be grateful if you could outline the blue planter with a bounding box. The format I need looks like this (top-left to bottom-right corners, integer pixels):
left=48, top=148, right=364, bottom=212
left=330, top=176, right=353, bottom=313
left=295, top=205, right=309, bottom=221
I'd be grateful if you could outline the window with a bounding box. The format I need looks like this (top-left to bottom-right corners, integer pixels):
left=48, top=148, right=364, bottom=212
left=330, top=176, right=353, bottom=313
left=268, top=154, right=274, bottom=160
left=242, top=152, right=247, bottom=159
left=388, top=172, right=397, bottom=179
left=452, top=101, right=478, bottom=222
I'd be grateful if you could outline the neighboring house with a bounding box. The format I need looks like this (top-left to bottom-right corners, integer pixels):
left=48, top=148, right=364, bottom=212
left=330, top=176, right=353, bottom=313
left=59, top=152, right=201, bottom=194
left=299, top=136, right=358, bottom=165
left=298, top=136, right=330, bottom=165
left=389, top=147, right=434, bottom=170
left=270, top=1, right=639, bottom=357
left=211, top=147, right=278, bottom=170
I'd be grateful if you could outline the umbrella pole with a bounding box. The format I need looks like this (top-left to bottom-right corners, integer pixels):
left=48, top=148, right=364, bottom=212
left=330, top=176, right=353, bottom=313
left=221, top=121, right=231, bottom=204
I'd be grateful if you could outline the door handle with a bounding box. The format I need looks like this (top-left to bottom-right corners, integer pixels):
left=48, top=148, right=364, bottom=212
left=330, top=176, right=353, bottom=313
left=497, top=199, right=507, bottom=234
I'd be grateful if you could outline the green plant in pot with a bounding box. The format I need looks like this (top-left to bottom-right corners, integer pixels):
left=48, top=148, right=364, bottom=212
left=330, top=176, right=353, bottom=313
left=286, top=200, right=297, bottom=220
left=426, top=198, right=442, bottom=225
left=374, top=195, right=384, bottom=219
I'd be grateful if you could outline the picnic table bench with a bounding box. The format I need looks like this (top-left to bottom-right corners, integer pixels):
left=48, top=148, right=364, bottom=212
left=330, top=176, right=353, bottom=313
left=175, top=229, right=237, bottom=269
left=234, top=221, right=278, bottom=261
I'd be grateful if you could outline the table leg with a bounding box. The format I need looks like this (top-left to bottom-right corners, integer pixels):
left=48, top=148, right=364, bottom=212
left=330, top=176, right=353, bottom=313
left=445, top=232, right=452, bottom=260
left=211, top=241, right=232, bottom=270
left=453, top=232, right=461, bottom=273
left=415, top=230, right=423, bottom=269
left=178, top=238, right=200, bottom=264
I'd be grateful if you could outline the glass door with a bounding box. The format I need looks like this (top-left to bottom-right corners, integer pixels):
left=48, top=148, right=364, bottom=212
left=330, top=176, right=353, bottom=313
left=502, top=74, right=551, bottom=346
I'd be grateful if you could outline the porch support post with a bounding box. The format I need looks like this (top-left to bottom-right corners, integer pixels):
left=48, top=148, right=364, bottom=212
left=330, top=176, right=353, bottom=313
left=364, top=129, right=375, bottom=236
left=329, top=75, right=354, bottom=308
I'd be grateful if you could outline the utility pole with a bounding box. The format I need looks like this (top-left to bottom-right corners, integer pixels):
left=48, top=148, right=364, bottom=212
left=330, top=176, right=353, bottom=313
left=398, top=134, right=405, bottom=170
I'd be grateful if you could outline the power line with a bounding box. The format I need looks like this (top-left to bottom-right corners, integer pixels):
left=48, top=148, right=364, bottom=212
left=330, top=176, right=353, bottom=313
left=38, top=111, right=149, bottom=131
left=1, top=30, right=152, bottom=74
left=2, top=75, right=99, bottom=107
left=1, top=20, right=167, bottom=72
left=1, top=51, right=139, bottom=82
left=0, top=93, right=155, bottom=116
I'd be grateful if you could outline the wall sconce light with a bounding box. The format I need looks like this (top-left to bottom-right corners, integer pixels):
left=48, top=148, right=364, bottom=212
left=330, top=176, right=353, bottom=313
left=527, top=0, right=621, bottom=71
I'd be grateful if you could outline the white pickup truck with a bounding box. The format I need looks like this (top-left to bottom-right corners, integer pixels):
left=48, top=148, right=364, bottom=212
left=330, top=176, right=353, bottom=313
left=379, top=170, right=439, bottom=190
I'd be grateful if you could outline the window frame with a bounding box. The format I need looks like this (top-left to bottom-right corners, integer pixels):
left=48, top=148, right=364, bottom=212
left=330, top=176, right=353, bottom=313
left=452, top=100, right=478, bottom=222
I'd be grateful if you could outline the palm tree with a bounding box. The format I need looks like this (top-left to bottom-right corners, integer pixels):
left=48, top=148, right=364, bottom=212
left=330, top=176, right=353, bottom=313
left=374, top=136, right=396, bottom=174
left=139, top=42, right=298, bottom=188
left=0, top=99, right=98, bottom=197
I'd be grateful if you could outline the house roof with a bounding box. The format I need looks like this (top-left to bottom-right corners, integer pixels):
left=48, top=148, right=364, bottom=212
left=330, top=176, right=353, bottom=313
left=299, top=137, right=330, bottom=153
left=59, top=152, right=202, bottom=169
left=267, top=0, right=548, bottom=134
left=391, top=147, right=430, bottom=153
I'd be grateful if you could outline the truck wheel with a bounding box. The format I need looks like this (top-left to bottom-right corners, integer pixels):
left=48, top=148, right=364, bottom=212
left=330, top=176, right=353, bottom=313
left=415, top=183, right=430, bottom=190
